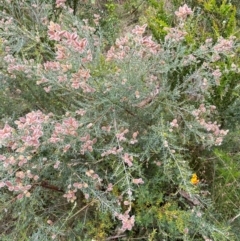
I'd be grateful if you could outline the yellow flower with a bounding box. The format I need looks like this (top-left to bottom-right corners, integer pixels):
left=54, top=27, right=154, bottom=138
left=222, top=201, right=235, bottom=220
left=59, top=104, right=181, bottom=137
left=190, top=173, right=199, bottom=185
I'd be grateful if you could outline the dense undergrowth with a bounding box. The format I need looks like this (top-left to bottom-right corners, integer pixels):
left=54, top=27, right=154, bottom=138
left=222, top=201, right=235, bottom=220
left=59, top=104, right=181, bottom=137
left=0, top=0, right=240, bottom=240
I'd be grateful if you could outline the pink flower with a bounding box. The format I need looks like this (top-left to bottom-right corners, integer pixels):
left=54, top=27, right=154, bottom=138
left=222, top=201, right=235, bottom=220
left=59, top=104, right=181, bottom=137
left=56, top=44, right=67, bottom=60
left=0, top=124, right=13, bottom=140
left=56, top=0, right=66, bottom=8
left=132, top=178, right=144, bottom=185
left=107, top=183, right=113, bottom=192
left=170, top=119, right=179, bottom=128
left=175, top=4, right=193, bottom=20
left=44, top=61, right=61, bottom=71
left=101, top=125, right=112, bottom=132
left=117, top=212, right=135, bottom=232
left=165, top=27, right=187, bottom=42
left=54, top=161, right=60, bottom=169
left=122, top=153, right=133, bottom=167
left=213, top=37, right=233, bottom=54
left=0, top=182, right=5, bottom=188
left=44, top=86, right=52, bottom=93
left=16, top=171, right=25, bottom=179
left=130, top=131, right=139, bottom=144
left=116, top=129, right=129, bottom=142
left=63, top=189, right=77, bottom=203
left=132, top=24, right=147, bottom=35
left=47, top=21, right=65, bottom=41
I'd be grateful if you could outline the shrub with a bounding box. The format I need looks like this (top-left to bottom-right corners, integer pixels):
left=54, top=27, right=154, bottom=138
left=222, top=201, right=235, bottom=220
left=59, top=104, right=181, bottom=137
left=0, top=1, right=239, bottom=240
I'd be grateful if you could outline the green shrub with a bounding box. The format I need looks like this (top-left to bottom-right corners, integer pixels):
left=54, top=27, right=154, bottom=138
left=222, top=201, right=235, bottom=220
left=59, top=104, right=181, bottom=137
left=0, top=1, right=239, bottom=240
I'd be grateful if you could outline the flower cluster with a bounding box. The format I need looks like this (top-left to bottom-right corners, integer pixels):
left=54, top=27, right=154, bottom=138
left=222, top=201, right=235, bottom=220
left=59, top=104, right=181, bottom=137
left=49, top=117, right=79, bottom=143
left=192, top=104, right=228, bottom=145
left=116, top=211, right=135, bottom=232
left=175, top=4, right=193, bottom=20
left=106, top=24, right=160, bottom=61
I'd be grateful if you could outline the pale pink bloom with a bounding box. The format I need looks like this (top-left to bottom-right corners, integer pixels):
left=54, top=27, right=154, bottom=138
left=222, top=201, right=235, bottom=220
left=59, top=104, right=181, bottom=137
left=51, top=234, right=57, bottom=240
left=101, top=147, right=123, bottom=157
left=80, top=134, right=90, bottom=142
left=0, top=182, right=5, bottom=188
left=36, top=77, right=48, bottom=85
left=57, top=75, right=67, bottom=83
left=56, top=44, right=67, bottom=60
left=116, top=129, right=129, bottom=142
left=132, top=178, right=144, bottom=185
left=6, top=156, right=16, bottom=165
left=211, top=53, right=221, bottom=62
left=132, top=131, right=139, bottom=139
left=63, top=117, right=79, bottom=130
left=82, top=50, right=93, bottom=63
left=84, top=193, right=89, bottom=199
left=73, top=182, right=83, bottom=189
left=63, top=189, right=77, bottom=203
left=0, top=155, right=6, bottom=161
left=27, top=170, right=33, bottom=178
left=130, top=131, right=139, bottom=144
left=164, top=140, right=168, bottom=147
left=56, top=0, right=66, bottom=8
left=47, top=220, right=53, bottom=225
left=18, top=157, right=28, bottom=167
left=4, top=54, right=15, bottom=63
left=33, top=175, right=39, bottom=181
left=212, top=68, right=222, bottom=85
left=132, top=24, right=147, bottom=35
left=101, top=125, right=111, bottom=132
left=140, top=36, right=160, bottom=53
left=48, top=29, right=65, bottom=41
left=16, top=171, right=25, bottom=179
left=0, top=124, right=13, bottom=140
left=106, top=46, right=116, bottom=61
left=48, top=21, right=65, bottom=41
left=5, top=181, right=14, bottom=191
left=87, top=123, right=93, bottom=128
left=215, top=137, right=223, bottom=146
left=17, top=193, right=24, bottom=199
left=107, top=183, right=113, bottom=192
left=121, top=78, right=127, bottom=85
left=72, top=38, right=87, bottom=53
left=213, top=37, right=233, bottom=54
left=175, top=4, right=193, bottom=20
left=170, top=119, right=179, bottom=128
left=116, top=36, right=129, bottom=48
left=63, top=144, right=71, bottom=153
left=61, top=64, right=72, bottom=72
left=212, top=68, right=222, bottom=78
left=75, top=109, right=86, bottom=116
left=86, top=169, right=95, bottom=177
left=122, top=153, right=133, bottom=167
left=54, top=161, right=60, bottom=169
left=21, top=135, right=40, bottom=147
left=165, top=27, right=187, bottom=42
left=155, top=161, right=162, bottom=166
left=80, top=135, right=97, bottom=154
left=71, top=80, right=81, bottom=89
left=117, top=212, right=135, bottom=231
left=63, top=31, right=78, bottom=44
left=79, top=82, right=96, bottom=93
left=135, top=91, right=140, bottom=98
left=201, top=78, right=208, bottom=90
left=44, top=61, right=61, bottom=71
